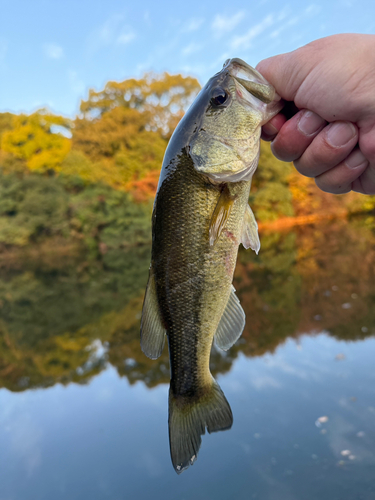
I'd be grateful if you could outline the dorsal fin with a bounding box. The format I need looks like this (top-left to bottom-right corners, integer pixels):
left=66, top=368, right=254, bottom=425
left=214, top=286, right=245, bottom=351
left=140, top=270, right=166, bottom=359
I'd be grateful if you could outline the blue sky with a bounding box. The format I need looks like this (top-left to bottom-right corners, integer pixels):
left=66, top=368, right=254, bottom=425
left=0, top=0, right=374, bottom=117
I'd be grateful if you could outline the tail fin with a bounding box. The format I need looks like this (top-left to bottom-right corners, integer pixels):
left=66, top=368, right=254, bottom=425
left=168, top=379, right=233, bottom=474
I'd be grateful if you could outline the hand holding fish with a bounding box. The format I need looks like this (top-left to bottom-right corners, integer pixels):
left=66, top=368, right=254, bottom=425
left=256, top=34, right=375, bottom=195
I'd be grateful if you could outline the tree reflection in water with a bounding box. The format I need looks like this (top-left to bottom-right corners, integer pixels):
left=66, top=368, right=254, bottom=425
left=1, top=216, right=375, bottom=393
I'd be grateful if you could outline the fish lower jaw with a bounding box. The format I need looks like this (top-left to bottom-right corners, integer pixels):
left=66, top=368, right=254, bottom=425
left=204, top=165, right=254, bottom=184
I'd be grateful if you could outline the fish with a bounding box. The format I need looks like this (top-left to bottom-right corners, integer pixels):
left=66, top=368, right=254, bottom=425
left=140, top=58, right=282, bottom=473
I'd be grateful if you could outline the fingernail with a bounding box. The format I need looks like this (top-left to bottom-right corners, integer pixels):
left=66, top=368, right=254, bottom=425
left=326, top=122, right=356, bottom=147
left=345, top=149, right=369, bottom=170
left=263, top=122, right=278, bottom=136
left=297, top=110, right=326, bottom=136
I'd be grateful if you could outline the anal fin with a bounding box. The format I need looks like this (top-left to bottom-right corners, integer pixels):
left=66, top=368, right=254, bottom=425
left=241, top=204, right=260, bottom=254
left=140, top=270, right=166, bottom=359
left=215, top=286, right=245, bottom=351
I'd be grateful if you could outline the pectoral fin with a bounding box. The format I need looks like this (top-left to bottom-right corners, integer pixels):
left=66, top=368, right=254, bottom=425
left=241, top=204, right=260, bottom=254
left=214, top=286, right=246, bottom=351
left=209, top=187, right=236, bottom=246
left=140, top=270, right=166, bottom=359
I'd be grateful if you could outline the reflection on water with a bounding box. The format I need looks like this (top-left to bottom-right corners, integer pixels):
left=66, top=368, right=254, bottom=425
left=0, top=217, right=375, bottom=497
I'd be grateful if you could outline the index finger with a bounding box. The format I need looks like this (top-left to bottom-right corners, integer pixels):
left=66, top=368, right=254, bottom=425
left=261, top=113, right=287, bottom=141
left=261, top=101, right=300, bottom=141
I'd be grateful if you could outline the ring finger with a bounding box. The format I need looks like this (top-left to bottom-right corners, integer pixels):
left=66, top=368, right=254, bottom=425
left=294, top=121, right=358, bottom=178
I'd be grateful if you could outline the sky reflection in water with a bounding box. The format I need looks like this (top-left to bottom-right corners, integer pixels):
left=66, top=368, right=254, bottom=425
left=1, top=218, right=375, bottom=499
left=0, top=334, right=375, bottom=500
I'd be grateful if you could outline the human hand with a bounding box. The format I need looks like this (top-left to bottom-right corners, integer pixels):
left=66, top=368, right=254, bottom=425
left=256, top=34, right=375, bottom=194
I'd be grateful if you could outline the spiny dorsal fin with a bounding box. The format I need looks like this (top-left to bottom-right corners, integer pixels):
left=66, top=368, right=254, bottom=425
left=140, top=270, right=166, bottom=359
left=214, top=286, right=245, bottom=351
left=241, top=204, right=260, bottom=254
left=209, top=186, right=236, bottom=246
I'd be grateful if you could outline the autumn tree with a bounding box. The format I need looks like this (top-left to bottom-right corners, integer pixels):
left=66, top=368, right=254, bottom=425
left=71, top=73, right=200, bottom=199
left=72, top=106, right=166, bottom=181
left=79, top=72, right=201, bottom=138
left=251, top=141, right=294, bottom=221
left=0, top=112, right=15, bottom=143
left=1, top=110, right=72, bottom=173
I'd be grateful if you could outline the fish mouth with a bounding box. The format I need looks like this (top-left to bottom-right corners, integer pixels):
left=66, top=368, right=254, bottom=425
left=223, top=57, right=281, bottom=105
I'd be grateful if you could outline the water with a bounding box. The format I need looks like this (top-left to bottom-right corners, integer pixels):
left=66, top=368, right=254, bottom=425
left=0, top=217, right=375, bottom=499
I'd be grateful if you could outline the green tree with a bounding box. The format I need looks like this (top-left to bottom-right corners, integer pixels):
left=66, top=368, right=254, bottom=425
left=251, top=141, right=294, bottom=221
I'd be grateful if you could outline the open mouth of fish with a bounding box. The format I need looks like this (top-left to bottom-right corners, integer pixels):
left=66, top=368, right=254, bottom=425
left=224, top=58, right=279, bottom=103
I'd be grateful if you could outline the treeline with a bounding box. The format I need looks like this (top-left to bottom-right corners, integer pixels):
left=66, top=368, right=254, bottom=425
left=0, top=73, right=200, bottom=198
left=1, top=217, right=375, bottom=392
left=0, top=73, right=202, bottom=254
left=0, top=72, right=375, bottom=255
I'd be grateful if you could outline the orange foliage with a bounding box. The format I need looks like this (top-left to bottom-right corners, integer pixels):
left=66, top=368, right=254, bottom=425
left=127, top=169, right=160, bottom=202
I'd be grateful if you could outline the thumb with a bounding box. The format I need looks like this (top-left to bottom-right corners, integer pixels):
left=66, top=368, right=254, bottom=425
left=256, top=51, right=306, bottom=102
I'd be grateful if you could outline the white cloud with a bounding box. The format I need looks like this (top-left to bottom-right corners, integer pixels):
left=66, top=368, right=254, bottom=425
left=269, top=16, right=300, bottom=39
left=268, top=4, right=320, bottom=41
left=212, top=11, right=245, bottom=36
left=305, top=4, right=321, bottom=15
left=117, top=31, right=136, bottom=45
left=98, top=14, right=123, bottom=44
left=231, top=14, right=275, bottom=49
left=44, top=43, right=64, bottom=59
left=143, top=10, right=151, bottom=25
left=68, top=70, right=85, bottom=95
left=251, top=375, right=282, bottom=390
left=181, top=42, right=202, bottom=57
left=183, top=17, right=205, bottom=32
left=9, top=414, right=43, bottom=477
left=88, top=15, right=136, bottom=51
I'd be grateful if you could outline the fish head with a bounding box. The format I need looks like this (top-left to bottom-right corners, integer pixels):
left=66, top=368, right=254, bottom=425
left=189, top=58, right=283, bottom=184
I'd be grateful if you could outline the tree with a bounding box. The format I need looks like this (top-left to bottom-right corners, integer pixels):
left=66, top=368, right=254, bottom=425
left=0, top=112, right=15, bottom=143
left=79, top=72, right=201, bottom=139
left=72, top=98, right=167, bottom=197
left=1, top=110, right=72, bottom=173
left=251, top=141, right=294, bottom=221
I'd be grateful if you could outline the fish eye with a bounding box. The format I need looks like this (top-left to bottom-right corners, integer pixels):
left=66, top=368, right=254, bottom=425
left=210, top=87, right=229, bottom=107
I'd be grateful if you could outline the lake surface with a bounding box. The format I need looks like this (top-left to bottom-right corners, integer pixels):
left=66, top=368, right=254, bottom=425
left=0, top=216, right=375, bottom=499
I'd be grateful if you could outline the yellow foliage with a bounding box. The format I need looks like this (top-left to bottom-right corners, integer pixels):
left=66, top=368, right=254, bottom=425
left=80, top=72, right=201, bottom=138
left=1, top=110, right=72, bottom=173
left=70, top=105, right=166, bottom=193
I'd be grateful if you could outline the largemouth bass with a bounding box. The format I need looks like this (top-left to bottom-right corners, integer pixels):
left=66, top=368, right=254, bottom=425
left=140, top=58, right=282, bottom=473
